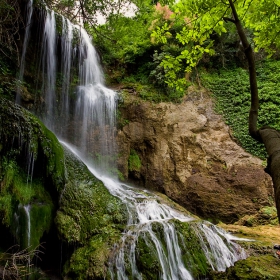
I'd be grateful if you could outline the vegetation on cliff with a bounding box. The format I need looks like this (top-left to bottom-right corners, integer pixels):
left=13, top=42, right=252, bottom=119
left=201, top=60, right=280, bottom=160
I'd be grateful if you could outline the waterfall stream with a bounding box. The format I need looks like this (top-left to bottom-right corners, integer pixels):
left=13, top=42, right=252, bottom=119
left=23, top=204, right=31, bottom=248
left=17, top=6, right=248, bottom=279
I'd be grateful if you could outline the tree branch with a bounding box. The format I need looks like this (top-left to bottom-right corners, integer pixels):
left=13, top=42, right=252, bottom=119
left=223, top=16, right=235, bottom=23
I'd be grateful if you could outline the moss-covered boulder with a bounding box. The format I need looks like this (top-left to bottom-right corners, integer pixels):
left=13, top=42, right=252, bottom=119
left=56, top=147, right=128, bottom=279
left=237, top=206, right=278, bottom=227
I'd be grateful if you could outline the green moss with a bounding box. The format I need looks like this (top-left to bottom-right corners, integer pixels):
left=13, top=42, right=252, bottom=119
left=15, top=202, right=53, bottom=250
left=210, top=255, right=280, bottom=279
left=56, top=147, right=128, bottom=279
left=0, top=194, right=13, bottom=225
left=0, top=157, right=54, bottom=250
left=0, top=98, right=64, bottom=251
left=39, top=124, right=65, bottom=191
left=128, top=149, right=141, bottom=172
left=66, top=234, right=121, bottom=280
left=174, top=220, right=209, bottom=278
left=135, top=233, right=162, bottom=279
left=0, top=98, right=65, bottom=191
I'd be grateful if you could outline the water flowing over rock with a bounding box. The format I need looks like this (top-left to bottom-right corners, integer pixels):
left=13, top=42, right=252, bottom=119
left=10, top=3, right=257, bottom=278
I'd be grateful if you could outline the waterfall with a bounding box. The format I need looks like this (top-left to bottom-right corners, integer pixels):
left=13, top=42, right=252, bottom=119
left=41, top=9, right=57, bottom=130
left=16, top=0, right=33, bottom=104
left=58, top=17, right=73, bottom=137
left=18, top=4, right=248, bottom=279
left=61, top=141, right=246, bottom=279
left=40, top=10, right=116, bottom=171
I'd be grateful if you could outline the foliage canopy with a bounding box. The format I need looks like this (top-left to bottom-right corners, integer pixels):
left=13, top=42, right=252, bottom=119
left=149, top=0, right=280, bottom=91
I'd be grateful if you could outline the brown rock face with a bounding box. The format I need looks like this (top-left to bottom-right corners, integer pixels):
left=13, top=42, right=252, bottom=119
left=117, top=87, right=273, bottom=223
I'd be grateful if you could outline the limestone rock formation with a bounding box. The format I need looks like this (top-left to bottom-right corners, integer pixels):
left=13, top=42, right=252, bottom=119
left=117, top=86, right=273, bottom=223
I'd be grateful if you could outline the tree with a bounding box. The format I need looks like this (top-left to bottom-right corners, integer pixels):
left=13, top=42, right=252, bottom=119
left=0, top=0, right=22, bottom=61
left=151, top=0, right=280, bottom=220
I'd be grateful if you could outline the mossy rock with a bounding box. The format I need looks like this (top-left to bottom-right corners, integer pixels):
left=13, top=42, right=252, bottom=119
left=57, top=147, right=128, bottom=279
left=174, top=220, right=210, bottom=278
left=210, top=255, right=280, bottom=279
left=0, top=98, right=65, bottom=191
left=135, top=231, right=162, bottom=279
left=0, top=98, right=64, bottom=250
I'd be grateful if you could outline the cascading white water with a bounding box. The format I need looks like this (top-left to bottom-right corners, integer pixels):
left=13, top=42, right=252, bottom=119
left=58, top=17, right=73, bottom=136
left=16, top=0, right=33, bottom=104
left=41, top=9, right=57, bottom=129
left=74, top=27, right=116, bottom=170
left=61, top=141, right=246, bottom=280
left=19, top=5, right=248, bottom=279
left=40, top=12, right=116, bottom=171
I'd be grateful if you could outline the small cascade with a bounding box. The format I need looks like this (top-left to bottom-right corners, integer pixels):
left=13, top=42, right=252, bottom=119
left=98, top=173, right=245, bottom=279
left=15, top=204, right=32, bottom=249
left=23, top=205, right=31, bottom=248
left=16, top=0, right=33, bottom=104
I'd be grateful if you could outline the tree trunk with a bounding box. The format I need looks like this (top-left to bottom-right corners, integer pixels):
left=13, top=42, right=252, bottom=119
left=228, top=0, right=280, bottom=221
left=259, top=128, right=280, bottom=219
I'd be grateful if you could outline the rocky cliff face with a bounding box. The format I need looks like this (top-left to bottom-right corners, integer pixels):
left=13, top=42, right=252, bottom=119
left=117, top=86, right=273, bottom=223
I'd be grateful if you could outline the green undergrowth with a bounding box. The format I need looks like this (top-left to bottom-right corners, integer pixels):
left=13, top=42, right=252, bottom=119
left=201, top=60, right=280, bottom=159
left=128, top=149, right=141, bottom=172
left=118, top=78, right=187, bottom=103
left=57, top=147, right=128, bottom=279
